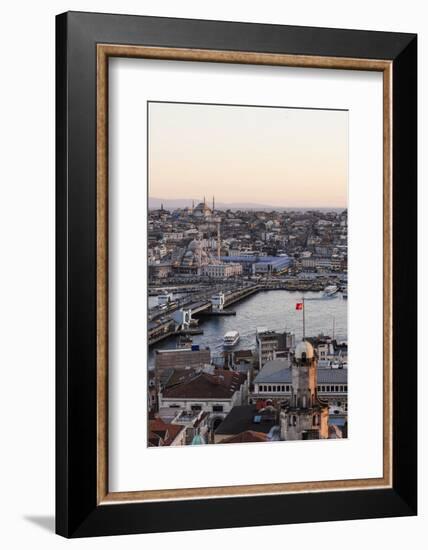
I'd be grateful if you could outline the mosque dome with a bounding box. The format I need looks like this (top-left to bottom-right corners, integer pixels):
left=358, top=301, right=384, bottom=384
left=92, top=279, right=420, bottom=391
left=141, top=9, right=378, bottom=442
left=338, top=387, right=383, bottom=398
left=295, top=340, right=314, bottom=360
left=188, top=239, right=202, bottom=251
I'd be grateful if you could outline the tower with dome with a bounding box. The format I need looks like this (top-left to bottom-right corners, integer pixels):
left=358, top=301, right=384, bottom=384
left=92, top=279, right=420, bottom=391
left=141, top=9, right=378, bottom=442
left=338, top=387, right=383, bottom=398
left=279, top=340, right=329, bottom=440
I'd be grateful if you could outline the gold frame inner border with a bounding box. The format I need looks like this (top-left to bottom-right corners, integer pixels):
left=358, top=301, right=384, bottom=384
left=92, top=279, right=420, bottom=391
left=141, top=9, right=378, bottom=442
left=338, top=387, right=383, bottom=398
left=96, top=44, right=393, bottom=504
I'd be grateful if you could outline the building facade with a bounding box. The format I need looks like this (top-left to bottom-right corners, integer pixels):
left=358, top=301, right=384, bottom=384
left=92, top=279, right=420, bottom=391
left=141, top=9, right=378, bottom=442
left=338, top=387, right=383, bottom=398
left=202, top=262, right=242, bottom=278
left=256, top=328, right=295, bottom=369
left=158, top=369, right=249, bottom=432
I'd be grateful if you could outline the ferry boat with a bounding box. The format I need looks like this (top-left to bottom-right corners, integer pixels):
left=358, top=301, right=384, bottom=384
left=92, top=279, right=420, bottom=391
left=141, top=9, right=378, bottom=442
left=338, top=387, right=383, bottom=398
left=323, top=285, right=339, bottom=297
left=223, top=330, right=240, bottom=347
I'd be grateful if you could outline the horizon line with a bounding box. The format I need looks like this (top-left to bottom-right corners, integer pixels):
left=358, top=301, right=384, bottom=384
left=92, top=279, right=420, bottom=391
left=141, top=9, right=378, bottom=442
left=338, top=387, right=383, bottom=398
left=148, top=198, right=347, bottom=210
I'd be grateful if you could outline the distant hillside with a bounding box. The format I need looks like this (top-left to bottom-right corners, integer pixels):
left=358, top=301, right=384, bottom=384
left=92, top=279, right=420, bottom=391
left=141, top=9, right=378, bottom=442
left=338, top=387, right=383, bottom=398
left=148, top=197, right=345, bottom=212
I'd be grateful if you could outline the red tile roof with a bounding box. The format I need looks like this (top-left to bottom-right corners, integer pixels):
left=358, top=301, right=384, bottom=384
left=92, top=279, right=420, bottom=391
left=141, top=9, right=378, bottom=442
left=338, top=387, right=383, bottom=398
left=162, top=369, right=246, bottom=400
left=148, top=418, right=185, bottom=446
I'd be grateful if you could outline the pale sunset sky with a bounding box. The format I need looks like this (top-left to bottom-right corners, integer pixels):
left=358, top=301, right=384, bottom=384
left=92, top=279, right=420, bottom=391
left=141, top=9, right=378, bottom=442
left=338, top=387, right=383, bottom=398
left=148, top=102, right=348, bottom=208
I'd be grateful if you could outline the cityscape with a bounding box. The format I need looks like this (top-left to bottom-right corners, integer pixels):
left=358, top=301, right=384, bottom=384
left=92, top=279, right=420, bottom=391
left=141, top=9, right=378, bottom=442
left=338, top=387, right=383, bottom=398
left=147, top=102, right=348, bottom=447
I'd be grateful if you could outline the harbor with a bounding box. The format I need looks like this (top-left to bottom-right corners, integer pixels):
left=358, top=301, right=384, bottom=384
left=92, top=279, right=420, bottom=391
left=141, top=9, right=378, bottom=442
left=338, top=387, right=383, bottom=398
left=148, top=289, right=347, bottom=369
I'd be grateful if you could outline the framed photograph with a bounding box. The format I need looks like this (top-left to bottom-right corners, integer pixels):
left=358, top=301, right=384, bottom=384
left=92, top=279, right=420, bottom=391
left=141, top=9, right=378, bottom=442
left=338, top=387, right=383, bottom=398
left=56, top=11, right=417, bottom=537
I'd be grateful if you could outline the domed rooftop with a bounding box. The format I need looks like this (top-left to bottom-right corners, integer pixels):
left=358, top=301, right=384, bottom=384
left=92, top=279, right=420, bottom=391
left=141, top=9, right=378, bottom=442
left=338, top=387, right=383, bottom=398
left=295, top=340, right=314, bottom=359
left=188, top=239, right=202, bottom=251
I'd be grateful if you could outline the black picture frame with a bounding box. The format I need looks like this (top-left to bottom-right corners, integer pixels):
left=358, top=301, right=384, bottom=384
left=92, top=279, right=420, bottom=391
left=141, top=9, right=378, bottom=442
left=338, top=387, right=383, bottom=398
left=56, top=11, right=417, bottom=538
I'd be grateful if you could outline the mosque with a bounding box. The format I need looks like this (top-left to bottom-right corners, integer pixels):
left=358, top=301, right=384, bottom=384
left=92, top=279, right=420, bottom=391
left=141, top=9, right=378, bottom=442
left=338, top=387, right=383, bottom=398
left=191, top=196, right=215, bottom=219
left=172, top=238, right=218, bottom=275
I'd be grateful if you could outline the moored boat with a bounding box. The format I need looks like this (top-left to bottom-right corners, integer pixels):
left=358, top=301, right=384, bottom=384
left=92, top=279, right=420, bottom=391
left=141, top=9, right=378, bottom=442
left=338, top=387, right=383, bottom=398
left=323, top=285, right=339, bottom=297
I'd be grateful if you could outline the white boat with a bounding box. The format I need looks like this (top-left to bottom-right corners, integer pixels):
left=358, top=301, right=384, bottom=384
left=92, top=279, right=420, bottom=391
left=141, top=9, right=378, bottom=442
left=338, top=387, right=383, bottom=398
left=223, top=330, right=240, bottom=347
left=323, top=285, right=339, bottom=297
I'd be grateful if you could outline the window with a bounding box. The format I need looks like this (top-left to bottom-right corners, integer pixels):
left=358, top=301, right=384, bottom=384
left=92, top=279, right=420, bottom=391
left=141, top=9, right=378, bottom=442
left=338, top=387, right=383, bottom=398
left=213, top=405, right=223, bottom=412
left=281, top=385, right=285, bottom=392
left=272, top=386, right=276, bottom=392
left=191, top=404, right=202, bottom=411
left=268, top=386, right=272, bottom=392
left=335, top=385, right=339, bottom=392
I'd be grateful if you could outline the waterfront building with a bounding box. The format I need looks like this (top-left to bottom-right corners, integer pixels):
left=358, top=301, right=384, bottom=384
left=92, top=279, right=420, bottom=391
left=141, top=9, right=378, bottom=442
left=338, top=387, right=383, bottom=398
left=279, top=341, right=329, bottom=440
left=158, top=369, right=248, bottom=432
left=252, top=255, right=292, bottom=275
left=256, top=327, right=295, bottom=369
left=221, top=254, right=292, bottom=276
left=202, top=262, right=242, bottom=279
left=155, top=347, right=211, bottom=371
left=214, top=404, right=278, bottom=444
left=301, top=256, right=333, bottom=271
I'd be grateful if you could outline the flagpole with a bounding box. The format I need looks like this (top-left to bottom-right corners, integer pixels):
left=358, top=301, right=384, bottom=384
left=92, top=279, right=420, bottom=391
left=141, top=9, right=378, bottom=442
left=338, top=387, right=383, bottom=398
left=302, top=296, right=305, bottom=341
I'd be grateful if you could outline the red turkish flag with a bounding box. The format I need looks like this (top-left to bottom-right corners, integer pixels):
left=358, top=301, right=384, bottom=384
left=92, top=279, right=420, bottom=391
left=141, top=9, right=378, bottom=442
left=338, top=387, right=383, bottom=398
left=296, top=302, right=303, bottom=310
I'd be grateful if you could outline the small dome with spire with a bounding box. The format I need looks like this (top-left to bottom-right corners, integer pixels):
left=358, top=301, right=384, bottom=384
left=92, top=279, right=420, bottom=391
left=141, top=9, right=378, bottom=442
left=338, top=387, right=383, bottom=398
left=295, top=340, right=314, bottom=360
left=191, top=434, right=206, bottom=445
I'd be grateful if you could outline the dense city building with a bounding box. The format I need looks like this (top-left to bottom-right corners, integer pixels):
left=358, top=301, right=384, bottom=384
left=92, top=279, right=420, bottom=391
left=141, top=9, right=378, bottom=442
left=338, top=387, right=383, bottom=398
left=147, top=201, right=348, bottom=446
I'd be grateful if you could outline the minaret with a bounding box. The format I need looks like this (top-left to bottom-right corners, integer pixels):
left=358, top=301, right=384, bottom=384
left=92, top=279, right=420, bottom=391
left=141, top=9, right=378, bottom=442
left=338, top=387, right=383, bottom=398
left=212, top=195, right=215, bottom=212
left=217, top=221, right=221, bottom=259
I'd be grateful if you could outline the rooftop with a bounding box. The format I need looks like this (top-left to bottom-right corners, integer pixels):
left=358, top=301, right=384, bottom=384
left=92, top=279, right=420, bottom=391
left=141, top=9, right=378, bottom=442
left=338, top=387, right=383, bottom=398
left=254, top=363, right=348, bottom=385
left=215, top=405, right=277, bottom=436
left=162, top=369, right=247, bottom=400
left=148, top=419, right=185, bottom=447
